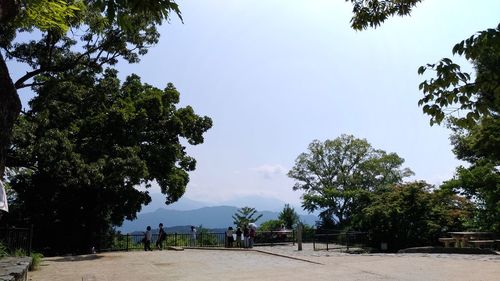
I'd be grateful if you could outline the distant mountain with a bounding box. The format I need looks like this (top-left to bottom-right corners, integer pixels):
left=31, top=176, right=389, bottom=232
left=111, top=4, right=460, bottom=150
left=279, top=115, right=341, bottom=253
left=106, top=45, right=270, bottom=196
left=140, top=193, right=310, bottom=215
left=118, top=206, right=318, bottom=233
left=219, top=196, right=288, bottom=212
left=140, top=194, right=211, bottom=213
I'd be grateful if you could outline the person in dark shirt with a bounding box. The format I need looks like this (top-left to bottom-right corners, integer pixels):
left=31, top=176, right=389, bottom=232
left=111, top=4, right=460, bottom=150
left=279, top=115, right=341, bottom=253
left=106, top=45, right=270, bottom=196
left=156, top=223, right=166, bottom=250
left=243, top=225, right=250, bottom=248
left=235, top=227, right=243, bottom=248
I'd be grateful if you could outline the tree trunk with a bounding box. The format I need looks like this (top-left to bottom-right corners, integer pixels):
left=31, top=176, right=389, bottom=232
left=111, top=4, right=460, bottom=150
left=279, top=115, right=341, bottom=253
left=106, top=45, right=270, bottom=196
left=0, top=51, right=21, bottom=179
left=0, top=0, right=19, bottom=24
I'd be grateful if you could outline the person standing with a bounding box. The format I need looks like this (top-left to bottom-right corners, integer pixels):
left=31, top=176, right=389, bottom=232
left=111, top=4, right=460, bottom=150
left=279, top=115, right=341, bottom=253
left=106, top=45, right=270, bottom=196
left=225, top=227, right=234, bottom=248
left=144, top=226, right=152, bottom=251
left=249, top=226, right=256, bottom=248
left=235, top=227, right=243, bottom=248
left=190, top=226, right=197, bottom=247
left=243, top=225, right=250, bottom=248
left=156, top=223, right=166, bottom=250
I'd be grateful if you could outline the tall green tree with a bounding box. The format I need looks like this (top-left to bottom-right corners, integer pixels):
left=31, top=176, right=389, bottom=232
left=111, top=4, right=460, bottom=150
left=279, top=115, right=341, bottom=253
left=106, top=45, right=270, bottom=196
left=7, top=69, right=212, bottom=254
left=278, top=204, right=299, bottom=229
left=288, top=134, right=413, bottom=228
left=232, top=207, right=263, bottom=228
left=418, top=20, right=499, bottom=231
left=439, top=116, right=500, bottom=232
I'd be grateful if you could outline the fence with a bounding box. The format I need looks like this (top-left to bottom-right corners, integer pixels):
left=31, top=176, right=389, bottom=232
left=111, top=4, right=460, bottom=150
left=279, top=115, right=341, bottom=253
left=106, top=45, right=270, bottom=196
left=254, top=230, right=295, bottom=246
left=100, top=232, right=237, bottom=252
left=0, top=226, right=33, bottom=255
left=313, top=231, right=368, bottom=252
left=99, top=230, right=296, bottom=252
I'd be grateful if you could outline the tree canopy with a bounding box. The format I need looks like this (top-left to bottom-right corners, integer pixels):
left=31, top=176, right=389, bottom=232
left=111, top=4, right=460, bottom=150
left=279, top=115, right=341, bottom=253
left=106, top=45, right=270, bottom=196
left=6, top=69, right=212, bottom=254
left=346, top=0, right=422, bottom=30
left=418, top=24, right=500, bottom=126
left=355, top=181, right=473, bottom=251
left=288, top=134, right=413, bottom=228
left=278, top=204, right=299, bottom=229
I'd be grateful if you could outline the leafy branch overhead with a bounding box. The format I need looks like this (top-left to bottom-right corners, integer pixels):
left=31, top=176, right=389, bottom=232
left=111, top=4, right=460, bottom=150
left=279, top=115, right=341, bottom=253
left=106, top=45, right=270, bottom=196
left=347, top=0, right=422, bottom=30
left=418, top=23, right=500, bottom=126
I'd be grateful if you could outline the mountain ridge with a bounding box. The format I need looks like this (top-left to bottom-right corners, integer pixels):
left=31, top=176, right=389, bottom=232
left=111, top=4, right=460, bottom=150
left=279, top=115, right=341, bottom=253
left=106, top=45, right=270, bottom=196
left=119, top=205, right=317, bottom=233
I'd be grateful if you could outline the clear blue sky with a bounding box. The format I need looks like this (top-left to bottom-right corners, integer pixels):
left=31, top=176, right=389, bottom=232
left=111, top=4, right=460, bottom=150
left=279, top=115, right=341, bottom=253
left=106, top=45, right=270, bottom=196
left=14, top=0, right=500, bottom=208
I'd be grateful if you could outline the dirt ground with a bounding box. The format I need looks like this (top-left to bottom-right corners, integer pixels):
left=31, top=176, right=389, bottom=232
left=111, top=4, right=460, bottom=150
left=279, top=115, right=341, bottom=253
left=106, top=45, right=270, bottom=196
left=29, top=244, right=500, bottom=281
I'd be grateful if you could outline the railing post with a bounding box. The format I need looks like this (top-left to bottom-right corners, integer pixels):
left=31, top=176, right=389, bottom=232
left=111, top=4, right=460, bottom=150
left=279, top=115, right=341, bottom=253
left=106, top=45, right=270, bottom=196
left=297, top=224, right=303, bottom=251
left=126, top=234, right=129, bottom=251
left=28, top=225, right=33, bottom=256
left=346, top=232, right=350, bottom=252
left=313, top=232, right=315, bottom=250
left=174, top=233, right=177, bottom=247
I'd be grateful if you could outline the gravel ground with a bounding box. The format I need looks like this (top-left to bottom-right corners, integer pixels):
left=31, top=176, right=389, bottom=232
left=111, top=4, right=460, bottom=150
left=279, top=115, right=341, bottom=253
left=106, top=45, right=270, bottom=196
left=29, top=244, right=500, bottom=281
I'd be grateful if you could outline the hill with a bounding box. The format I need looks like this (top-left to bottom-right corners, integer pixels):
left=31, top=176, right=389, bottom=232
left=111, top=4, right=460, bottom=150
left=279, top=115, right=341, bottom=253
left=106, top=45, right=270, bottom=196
left=118, top=206, right=317, bottom=233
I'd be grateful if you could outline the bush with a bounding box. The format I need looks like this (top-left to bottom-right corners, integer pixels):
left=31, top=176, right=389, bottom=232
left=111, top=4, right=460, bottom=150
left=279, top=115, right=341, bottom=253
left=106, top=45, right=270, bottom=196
left=30, top=252, right=44, bottom=271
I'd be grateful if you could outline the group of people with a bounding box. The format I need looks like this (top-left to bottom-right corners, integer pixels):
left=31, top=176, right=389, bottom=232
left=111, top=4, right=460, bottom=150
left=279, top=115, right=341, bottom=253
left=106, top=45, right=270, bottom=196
left=143, top=223, right=167, bottom=251
left=225, top=224, right=256, bottom=248
left=142, top=223, right=258, bottom=250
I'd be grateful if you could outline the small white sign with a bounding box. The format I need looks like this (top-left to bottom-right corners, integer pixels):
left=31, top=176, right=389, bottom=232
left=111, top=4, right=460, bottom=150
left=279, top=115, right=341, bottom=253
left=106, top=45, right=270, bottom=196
left=0, top=180, right=9, bottom=212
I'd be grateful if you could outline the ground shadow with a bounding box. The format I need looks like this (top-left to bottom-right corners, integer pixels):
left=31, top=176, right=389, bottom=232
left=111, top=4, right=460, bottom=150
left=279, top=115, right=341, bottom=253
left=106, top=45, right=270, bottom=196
left=52, top=254, right=105, bottom=262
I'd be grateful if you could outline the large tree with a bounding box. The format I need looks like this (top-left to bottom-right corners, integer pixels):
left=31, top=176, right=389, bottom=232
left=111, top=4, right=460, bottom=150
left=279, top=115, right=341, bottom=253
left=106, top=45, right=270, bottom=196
left=288, top=134, right=413, bottom=228
left=439, top=115, right=500, bottom=232
left=6, top=69, right=212, bottom=254
left=418, top=19, right=499, bottom=231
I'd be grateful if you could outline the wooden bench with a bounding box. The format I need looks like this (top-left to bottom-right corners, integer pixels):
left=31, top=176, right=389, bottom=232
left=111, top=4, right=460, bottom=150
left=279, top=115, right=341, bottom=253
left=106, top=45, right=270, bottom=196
left=438, top=238, right=456, bottom=247
left=468, top=240, right=495, bottom=249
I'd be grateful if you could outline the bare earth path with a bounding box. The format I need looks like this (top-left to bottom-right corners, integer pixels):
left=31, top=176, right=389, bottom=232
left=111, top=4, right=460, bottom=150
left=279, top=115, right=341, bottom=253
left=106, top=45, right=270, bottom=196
left=29, top=244, right=500, bottom=281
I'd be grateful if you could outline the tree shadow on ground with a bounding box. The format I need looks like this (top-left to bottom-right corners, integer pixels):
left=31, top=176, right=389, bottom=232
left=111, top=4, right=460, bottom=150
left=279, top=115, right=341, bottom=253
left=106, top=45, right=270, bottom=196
left=51, top=254, right=104, bottom=262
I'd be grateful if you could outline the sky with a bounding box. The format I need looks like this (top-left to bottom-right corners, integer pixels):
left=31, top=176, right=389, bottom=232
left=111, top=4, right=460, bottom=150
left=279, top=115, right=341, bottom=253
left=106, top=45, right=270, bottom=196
left=13, top=0, right=500, bottom=209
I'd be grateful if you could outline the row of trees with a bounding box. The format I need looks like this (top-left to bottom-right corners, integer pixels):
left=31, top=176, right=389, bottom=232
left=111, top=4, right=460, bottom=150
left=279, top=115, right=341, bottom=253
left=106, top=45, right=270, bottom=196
left=285, top=1, right=500, bottom=250
left=288, top=134, right=494, bottom=250
left=234, top=204, right=300, bottom=232
left=0, top=0, right=497, bottom=254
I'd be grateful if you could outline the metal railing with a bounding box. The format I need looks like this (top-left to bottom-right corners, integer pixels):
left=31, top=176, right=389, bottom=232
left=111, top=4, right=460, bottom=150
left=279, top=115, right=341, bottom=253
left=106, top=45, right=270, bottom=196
left=0, top=226, right=33, bottom=255
left=254, top=230, right=295, bottom=246
left=100, top=232, right=229, bottom=252
left=313, top=231, right=368, bottom=252
left=99, top=230, right=296, bottom=252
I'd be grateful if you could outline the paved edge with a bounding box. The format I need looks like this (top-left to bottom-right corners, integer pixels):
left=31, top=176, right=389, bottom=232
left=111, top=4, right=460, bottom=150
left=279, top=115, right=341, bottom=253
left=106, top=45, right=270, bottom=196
left=182, top=247, right=323, bottom=265
left=253, top=249, right=324, bottom=265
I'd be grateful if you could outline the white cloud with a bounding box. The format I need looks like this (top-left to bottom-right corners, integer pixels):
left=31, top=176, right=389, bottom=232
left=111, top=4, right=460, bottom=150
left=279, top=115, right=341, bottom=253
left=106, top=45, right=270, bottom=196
left=252, top=164, right=288, bottom=179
